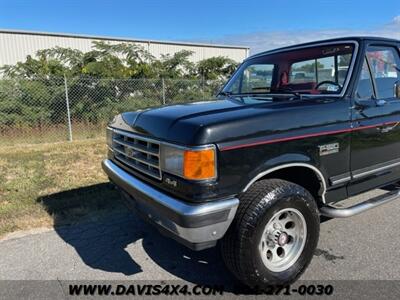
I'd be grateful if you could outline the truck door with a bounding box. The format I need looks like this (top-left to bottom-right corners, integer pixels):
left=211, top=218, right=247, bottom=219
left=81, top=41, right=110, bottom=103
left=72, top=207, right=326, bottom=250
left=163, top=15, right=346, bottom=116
left=349, top=44, right=400, bottom=195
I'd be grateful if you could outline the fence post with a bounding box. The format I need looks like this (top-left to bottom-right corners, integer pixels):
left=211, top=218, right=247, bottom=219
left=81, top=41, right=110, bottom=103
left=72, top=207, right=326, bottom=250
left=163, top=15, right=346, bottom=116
left=201, top=75, right=205, bottom=99
left=64, top=75, right=73, bottom=142
left=161, top=78, right=166, bottom=105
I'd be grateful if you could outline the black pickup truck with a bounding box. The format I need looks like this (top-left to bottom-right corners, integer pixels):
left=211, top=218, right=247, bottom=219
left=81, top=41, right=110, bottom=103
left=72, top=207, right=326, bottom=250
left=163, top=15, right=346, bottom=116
left=103, top=36, right=400, bottom=287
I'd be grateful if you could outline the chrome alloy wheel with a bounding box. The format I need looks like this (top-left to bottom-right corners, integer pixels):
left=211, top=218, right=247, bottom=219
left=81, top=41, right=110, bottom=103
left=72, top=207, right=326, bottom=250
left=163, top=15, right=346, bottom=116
left=259, top=208, right=307, bottom=272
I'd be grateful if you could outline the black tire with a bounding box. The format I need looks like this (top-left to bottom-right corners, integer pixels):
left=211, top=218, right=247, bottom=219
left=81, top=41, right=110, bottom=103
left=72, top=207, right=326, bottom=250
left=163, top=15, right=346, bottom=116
left=221, top=179, right=320, bottom=288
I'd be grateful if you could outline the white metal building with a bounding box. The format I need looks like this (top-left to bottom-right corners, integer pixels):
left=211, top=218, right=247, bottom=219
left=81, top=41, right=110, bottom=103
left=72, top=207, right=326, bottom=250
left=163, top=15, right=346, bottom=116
left=0, top=29, right=249, bottom=67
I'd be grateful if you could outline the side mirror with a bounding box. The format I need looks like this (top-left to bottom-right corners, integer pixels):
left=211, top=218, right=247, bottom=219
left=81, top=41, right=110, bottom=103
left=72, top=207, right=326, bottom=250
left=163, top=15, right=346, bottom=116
left=395, top=81, right=400, bottom=99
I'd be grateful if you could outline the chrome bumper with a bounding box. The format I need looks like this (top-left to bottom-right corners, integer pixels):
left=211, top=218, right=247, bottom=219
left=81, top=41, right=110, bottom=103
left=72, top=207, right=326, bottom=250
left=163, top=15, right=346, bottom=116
left=102, top=159, right=239, bottom=250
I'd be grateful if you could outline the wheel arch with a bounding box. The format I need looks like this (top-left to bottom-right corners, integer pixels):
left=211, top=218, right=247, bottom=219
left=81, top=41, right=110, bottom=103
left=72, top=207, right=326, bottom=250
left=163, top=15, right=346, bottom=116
left=243, top=163, right=327, bottom=204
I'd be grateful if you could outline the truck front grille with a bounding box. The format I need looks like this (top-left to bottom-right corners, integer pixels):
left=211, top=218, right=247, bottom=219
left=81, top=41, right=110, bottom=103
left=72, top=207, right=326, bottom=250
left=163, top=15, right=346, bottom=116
left=112, top=130, right=161, bottom=180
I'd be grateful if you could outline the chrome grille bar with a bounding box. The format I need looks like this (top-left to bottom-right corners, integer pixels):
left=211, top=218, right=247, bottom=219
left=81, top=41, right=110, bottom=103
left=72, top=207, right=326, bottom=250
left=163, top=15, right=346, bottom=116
left=113, top=138, right=159, bottom=156
left=112, top=147, right=159, bottom=168
left=111, top=130, right=161, bottom=180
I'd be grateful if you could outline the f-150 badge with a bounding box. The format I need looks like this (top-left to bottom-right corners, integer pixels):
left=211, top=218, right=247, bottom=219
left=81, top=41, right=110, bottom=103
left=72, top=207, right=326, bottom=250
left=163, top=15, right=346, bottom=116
left=319, top=143, right=339, bottom=156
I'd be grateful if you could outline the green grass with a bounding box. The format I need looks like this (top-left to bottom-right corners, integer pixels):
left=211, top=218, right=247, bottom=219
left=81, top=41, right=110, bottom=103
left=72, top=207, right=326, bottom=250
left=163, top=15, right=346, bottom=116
left=0, top=139, right=124, bottom=238
left=0, top=123, right=107, bottom=146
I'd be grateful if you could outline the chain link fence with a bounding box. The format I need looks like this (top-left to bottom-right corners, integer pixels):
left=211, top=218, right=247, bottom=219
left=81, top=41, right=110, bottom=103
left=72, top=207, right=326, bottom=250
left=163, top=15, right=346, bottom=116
left=0, top=76, right=224, bottom=146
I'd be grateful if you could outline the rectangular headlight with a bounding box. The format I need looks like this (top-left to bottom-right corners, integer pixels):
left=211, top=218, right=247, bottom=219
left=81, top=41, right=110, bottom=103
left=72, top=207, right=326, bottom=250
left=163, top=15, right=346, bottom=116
left=162, top=145, right=185, bottom=176
left=161, top=145, right=217, bottom=181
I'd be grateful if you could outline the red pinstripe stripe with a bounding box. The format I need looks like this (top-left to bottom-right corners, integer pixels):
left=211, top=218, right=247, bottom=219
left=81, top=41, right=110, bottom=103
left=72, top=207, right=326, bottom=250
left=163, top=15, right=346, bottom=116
left=220, top=121, right=399, bottom=151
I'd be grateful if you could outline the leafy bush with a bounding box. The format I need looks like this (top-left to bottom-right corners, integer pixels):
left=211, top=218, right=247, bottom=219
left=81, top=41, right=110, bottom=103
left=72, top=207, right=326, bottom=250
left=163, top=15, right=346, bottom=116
left=0, top=41, right=237, bottom=135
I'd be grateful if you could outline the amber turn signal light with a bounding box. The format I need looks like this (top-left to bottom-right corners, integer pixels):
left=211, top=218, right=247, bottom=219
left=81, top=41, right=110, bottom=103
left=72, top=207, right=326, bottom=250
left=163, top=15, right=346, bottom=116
left=183, top=148, right=216, bottom=180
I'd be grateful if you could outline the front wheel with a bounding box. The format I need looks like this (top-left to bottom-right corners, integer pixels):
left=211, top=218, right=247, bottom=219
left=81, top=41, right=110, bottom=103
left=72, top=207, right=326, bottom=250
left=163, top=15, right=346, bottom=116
left=221, top=179, right=320, bottom=288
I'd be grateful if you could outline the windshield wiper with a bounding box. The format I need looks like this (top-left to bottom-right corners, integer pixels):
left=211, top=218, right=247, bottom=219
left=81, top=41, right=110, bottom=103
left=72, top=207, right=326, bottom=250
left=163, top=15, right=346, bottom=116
left=217, top=91, right=233, bottom=97
left=221, top=91, right=306, bottom=98
left=218, top=91, right=313, bottom=102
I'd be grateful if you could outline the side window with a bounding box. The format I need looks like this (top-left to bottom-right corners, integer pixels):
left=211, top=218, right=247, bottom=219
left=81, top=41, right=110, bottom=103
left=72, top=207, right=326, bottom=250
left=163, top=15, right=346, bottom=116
left=288, top=51, right=352, bottom=93
left=338, top=53, right=352, bottom=85
left=355, top=58, right=374, bottom=99
left=316, top=56, right=335, bottom=83
left=366, top=46, right=400, bottom=99
left=289, top=59, right=316, bottom=83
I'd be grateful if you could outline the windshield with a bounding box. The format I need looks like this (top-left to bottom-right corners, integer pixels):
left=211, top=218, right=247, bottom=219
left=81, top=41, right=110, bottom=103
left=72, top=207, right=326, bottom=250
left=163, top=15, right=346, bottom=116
left=223, top=43, right=355, bottom=96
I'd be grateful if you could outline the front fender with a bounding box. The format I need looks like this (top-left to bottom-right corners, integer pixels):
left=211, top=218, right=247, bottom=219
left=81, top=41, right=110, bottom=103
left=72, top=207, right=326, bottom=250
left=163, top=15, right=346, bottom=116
left=218, top=148, right=327, bottom=203
left=245, top=153, right=313, bottom=191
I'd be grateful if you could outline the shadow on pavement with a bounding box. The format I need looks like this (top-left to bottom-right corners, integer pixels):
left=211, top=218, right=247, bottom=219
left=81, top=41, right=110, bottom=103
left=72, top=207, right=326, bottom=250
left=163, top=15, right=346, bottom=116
left=37, top=183, right=143, bottom=276
left=37, top=183, right=241, bottom=290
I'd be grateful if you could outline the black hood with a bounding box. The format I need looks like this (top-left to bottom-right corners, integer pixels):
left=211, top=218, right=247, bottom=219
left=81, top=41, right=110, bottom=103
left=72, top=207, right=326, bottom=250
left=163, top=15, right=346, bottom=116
left=110, top=99, right=251, bottom=144
left=109, top=97, right=331, bottom=145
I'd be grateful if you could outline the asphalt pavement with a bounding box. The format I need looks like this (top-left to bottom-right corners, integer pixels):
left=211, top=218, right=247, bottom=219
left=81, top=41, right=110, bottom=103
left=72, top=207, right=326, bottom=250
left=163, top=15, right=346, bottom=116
left=1, top=189, right=400, bottom=298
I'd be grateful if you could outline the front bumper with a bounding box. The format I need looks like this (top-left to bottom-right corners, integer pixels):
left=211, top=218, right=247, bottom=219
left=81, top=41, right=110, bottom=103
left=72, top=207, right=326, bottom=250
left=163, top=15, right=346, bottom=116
left=102, top=159, right=239, bottom=250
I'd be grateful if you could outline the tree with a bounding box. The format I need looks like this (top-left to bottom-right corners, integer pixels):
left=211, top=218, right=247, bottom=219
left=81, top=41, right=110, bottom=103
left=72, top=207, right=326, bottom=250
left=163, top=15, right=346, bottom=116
left=151, top=50, right=195, bottom=79
left=1, top=42, right=238, bottom=81
left=0, top=41, right=239, bottom=129
left=196, top=56, right=237, bottom=80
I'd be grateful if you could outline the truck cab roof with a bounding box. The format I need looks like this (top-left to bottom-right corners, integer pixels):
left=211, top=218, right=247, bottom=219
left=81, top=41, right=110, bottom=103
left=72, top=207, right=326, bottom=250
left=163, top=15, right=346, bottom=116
left=248, top=36, right=400, bottom=60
